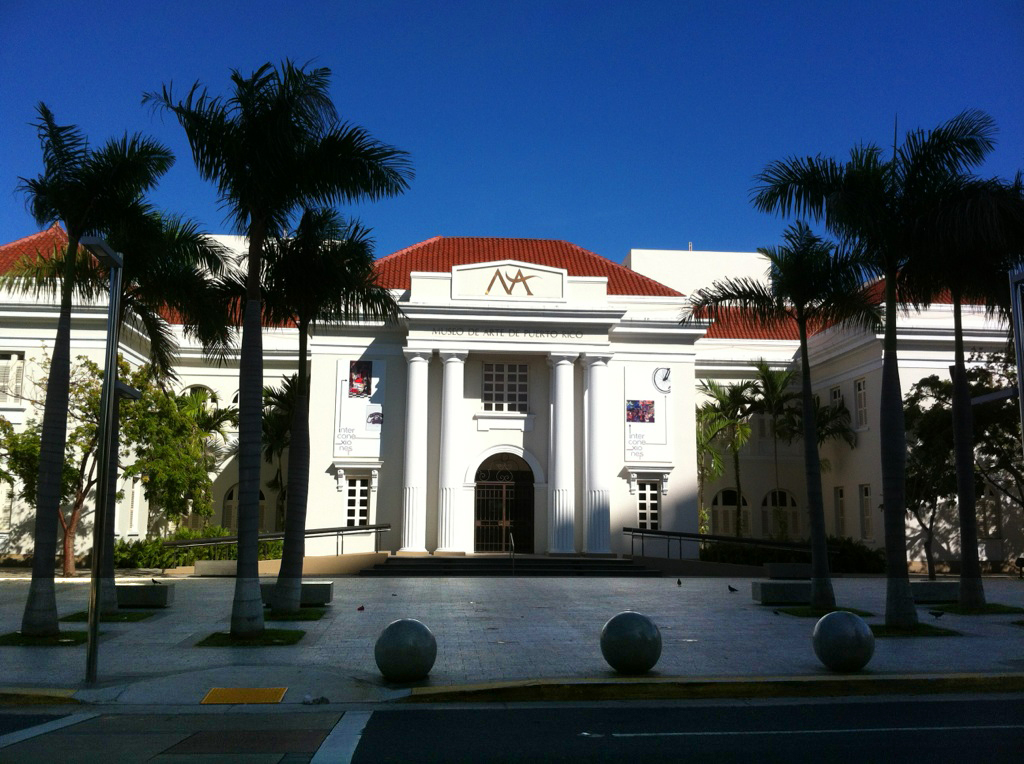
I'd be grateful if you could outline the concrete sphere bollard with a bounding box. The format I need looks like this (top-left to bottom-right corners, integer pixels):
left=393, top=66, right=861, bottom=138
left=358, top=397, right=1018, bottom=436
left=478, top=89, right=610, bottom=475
left=812, top=611, right=875, bottom=672
left=374, top=618, right=437, bottom=682
left=600, top=611, right=662, bottom=674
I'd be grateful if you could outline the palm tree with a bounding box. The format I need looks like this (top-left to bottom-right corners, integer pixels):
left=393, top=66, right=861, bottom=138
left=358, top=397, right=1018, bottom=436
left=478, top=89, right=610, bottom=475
left=750, top=360, right=798, bottom=538
left=751, top=111, right=997, bottom=626
left=695, top=404, right=728, bottom=534
left=261, top=375, right=297, bottom=532
left=910, top=173, right=1024, bottom=608
left=146, top=61, right=413, bottom=636
left=698, top=379, right=754, bottom=538
left=689, top=222, right=879, bottom=608
left=253, top=210, right=399, bottom=613
left=13, top=104, right=173, bottom=636
left=780, top=394, right=857, bottom=473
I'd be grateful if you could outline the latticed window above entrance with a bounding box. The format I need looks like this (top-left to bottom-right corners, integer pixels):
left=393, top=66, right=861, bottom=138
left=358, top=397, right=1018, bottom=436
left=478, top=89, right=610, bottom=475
left=344, top=478, right=370, bottom=527
left=482, top=363, right=528, bottom=412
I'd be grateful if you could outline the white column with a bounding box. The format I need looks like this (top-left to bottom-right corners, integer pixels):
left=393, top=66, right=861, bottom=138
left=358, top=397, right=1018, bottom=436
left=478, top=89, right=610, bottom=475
left=400, top=349, right=430, bottom=553
left=548, top=353, right=577, bottom=553
left=436, top=350, right=467, bottom=553
left=584, top=354, right=612, bottom=554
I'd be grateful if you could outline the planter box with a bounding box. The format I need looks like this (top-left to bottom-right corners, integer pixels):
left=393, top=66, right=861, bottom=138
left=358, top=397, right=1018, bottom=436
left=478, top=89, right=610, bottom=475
left=116, top=582, right=175, bottom=608
left=260, top=580, right=334, bottom=607
left=763, top=563, right=811, bottom=580
left=752, top=580, right=811, bottom=604
left=911, top=580, right=959, bottom=603
left=194, top=560, right=237, bottom=577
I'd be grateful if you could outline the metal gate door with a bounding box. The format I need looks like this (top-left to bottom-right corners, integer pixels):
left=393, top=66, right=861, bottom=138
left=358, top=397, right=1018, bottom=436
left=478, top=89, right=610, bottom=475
left=475, top=481, right=515, bottom=552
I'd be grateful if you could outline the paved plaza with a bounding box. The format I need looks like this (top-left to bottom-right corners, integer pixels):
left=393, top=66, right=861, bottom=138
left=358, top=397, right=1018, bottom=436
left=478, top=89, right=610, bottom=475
left=0, top=572, right=1022, bottom=705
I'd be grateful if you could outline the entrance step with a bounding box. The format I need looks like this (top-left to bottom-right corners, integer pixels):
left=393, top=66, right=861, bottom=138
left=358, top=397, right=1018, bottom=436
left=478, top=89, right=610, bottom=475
left=359, top=555, right=661, bottom=578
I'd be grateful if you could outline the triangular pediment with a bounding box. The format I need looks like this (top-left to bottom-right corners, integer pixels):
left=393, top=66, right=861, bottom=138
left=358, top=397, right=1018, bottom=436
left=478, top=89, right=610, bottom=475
left=451, top=260, right=566, bottom=301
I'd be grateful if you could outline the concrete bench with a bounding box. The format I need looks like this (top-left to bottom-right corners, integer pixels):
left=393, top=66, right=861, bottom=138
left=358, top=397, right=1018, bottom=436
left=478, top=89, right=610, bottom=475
left=751, top=580, right=811, bottom=604
left=911, top=580, right=959, bottom=603
left=116, top=582, right=175, bottom=608
left=763, top=563, right=811, bottom=580
left=260, top=580, right=334, bottom=607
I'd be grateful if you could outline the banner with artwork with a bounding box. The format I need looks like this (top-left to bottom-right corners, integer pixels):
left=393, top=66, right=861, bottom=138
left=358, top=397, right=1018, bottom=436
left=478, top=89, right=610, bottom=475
left=624, top=365, right=671, bottom=462
left=334, top=359, right=385, bottom=457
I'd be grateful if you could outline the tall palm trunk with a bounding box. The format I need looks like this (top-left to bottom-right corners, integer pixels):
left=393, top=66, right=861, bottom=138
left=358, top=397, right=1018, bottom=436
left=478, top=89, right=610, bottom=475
left=950, top=292, right=985, bottom=608
left=880, top=277, right=918, bottom=627
left=273, top=318, right=311, bottom=614
left=798, top=321, right=835, bottom=608
left=231, top=221, right=266, bottom=637
left=22, top=236, right=79, bottom=636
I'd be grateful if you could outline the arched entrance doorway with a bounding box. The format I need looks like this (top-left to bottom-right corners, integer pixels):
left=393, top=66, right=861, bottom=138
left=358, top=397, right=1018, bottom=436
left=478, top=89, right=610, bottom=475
left=474, top=453, right=534, bottom=553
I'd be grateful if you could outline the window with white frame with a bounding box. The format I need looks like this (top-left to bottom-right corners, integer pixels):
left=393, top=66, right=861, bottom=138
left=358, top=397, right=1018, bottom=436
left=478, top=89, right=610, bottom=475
left=0, top=352, right=24, bottom=405
left=637, top=480, right=660, bottom=530
left=830, top=385, right=843, bottom=407
left=712, top=489, right=749, bottom=536
left=977, top=484, right=1003, bottom=539
left=858, top=483, right=872, bottom=540
left=834, top=486, right=846, bottom=537
left=854, top=378, right=867, bottom=427
left=762, top=489, right=799, bottom=539
left=222, top=486, right=268, bottom=532
left=0, top=482, right=13, bottom=532
left=482, top=363, right=528, bottom=413
left=344, top=477, right=370, bottom=527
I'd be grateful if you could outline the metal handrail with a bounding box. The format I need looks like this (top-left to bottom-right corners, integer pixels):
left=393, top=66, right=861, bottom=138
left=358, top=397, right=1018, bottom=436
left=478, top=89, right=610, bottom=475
left=508, top=532, right=516, bottom=577
left=164, top=523, right=391, bottom=554
left=622, top=526, right=836, bottom=560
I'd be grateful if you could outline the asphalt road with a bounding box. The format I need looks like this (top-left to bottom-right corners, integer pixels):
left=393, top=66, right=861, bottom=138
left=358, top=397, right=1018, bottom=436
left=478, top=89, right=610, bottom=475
left=353, top=698, right=1024, bottom=763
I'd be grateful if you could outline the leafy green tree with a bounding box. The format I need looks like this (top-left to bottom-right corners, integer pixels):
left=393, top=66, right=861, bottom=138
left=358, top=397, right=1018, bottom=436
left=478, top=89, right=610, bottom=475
left=905, top=353, right=1024, bottom=583
left=751, top=111, right=997, bottom=626
left=146, top=60, right=413, bottom=636
left=12, top=105, right=173, bottom=635
left=698, top=379, right=754, bottom=538
left=690, top=223, right=878, bottom=608
left=908, top=174, right=1024, bottom=607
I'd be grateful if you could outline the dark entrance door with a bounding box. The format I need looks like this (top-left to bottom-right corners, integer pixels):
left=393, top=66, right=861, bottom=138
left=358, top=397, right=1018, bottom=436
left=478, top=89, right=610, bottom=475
left=474, top=453, right=534, bottom=553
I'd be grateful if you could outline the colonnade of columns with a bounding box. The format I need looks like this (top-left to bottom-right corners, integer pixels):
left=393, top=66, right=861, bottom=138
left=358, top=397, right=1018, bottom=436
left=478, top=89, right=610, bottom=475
left=398, top=348, right=613, bottom=555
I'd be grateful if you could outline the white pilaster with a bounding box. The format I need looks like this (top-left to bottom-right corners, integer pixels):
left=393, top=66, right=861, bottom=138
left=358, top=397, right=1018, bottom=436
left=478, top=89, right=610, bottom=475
left=400, top=349, right=430, bottom=553
left=584, top=354, right=612, bottom=553
left=436, top=350, right=467, bottom=553
left=548, top=353, right=577, bottom=553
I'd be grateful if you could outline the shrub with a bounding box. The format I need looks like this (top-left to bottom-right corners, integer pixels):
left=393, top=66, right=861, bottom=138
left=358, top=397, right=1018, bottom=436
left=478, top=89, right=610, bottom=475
left=113, top=525, right=283, bottom=569
left=698, top=535, right=886, bottom=574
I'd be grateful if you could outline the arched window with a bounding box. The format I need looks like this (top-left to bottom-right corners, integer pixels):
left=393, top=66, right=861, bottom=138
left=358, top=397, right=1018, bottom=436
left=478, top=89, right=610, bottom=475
left=762, top=489, right=799, bottom=539
left=711, top=489, right=749, bottom=536
left=222, top=485, right=268, bottom=532
left=182, top=385, right=219, bottom=409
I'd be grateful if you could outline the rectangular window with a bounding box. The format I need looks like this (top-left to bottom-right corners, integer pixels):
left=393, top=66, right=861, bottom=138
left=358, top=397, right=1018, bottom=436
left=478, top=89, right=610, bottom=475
left=858, top=484, right=872, bottom=540
left=0, top=353, right=24, bottom=405
left=834, top=486, right=846, bottom=537
left=482, top=363, right=528, bottom=413
left=830, top=385, right=842, bottom=406
left=345, top=478, right=370, bottom=527
left=0, top=482, right=13, bottom=532
left=854, top=378, right=867, bottom=428
left=637, top=480, right=660, bottom=530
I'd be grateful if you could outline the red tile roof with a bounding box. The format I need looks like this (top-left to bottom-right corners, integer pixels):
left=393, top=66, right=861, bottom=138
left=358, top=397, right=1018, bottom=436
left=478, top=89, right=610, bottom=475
left=0, top=224, right=69, bottom=272
left=697, top=307, right=801, bottom=341
left=374, top=236, right=683, bottom=297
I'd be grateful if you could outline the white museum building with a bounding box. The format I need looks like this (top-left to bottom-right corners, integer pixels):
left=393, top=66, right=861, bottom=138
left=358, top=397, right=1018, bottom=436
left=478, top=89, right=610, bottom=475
left=0, top=226, right=1019, bottom=569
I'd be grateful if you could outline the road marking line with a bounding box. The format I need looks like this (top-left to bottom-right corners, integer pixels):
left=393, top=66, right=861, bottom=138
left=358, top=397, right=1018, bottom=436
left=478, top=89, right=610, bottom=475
left=0, top=713, right=98, bottom=749
left=582, top=723, right=1024, bottom=739
left=313, top=710, right=372, bottom=764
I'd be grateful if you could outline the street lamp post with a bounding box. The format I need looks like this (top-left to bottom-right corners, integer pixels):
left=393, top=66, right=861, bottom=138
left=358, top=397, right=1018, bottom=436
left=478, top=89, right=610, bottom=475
left=81, top=237, right=124, bottom=686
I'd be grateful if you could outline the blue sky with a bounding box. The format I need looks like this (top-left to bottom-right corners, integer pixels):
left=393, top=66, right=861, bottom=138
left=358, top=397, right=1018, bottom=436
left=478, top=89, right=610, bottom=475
left=2, top=1, right=1021, bottom=263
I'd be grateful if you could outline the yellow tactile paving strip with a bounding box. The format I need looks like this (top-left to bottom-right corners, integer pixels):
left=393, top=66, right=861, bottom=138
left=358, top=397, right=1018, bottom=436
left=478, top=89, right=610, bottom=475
left=201, top=687, right=286, bottom=704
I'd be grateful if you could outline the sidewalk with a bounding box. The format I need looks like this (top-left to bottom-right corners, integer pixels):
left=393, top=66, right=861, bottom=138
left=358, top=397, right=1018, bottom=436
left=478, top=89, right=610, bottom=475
left=1, top=573, right=1022, bottom=707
